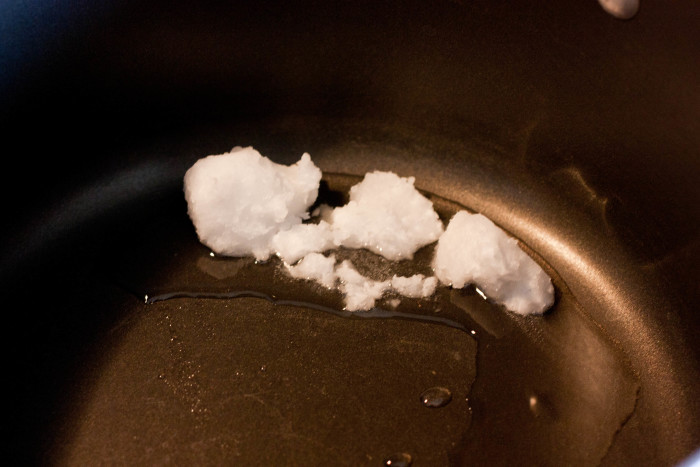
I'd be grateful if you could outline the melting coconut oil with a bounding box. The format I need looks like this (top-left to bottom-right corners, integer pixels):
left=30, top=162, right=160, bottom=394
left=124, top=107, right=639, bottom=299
left=106, top=173, right=639, bottom=465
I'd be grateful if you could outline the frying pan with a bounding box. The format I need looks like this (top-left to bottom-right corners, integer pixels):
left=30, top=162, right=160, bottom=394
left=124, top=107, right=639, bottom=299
left=2, top=0, right=699, bottom=465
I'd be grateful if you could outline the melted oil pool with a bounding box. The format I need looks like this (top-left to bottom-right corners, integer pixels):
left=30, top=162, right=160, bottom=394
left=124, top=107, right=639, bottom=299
left=420, top=387, right=453, bottom=408
left=97, top=173, right=639, bottom=466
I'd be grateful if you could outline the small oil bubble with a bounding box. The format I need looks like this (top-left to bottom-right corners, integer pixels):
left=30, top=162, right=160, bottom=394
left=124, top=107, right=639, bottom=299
left=528, top=393, right=557, bottom=420
left=420, top=386, right=452, bottom=408
left=384, top=452, right=412, bottom=466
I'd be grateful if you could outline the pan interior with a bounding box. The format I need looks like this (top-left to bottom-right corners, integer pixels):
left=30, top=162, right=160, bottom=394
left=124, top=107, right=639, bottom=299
left=22, top=119, right=653, bottom=465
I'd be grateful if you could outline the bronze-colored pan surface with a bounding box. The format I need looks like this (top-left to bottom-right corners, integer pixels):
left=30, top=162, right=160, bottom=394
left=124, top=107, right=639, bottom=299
left=2, top=0, right=698, bottom=465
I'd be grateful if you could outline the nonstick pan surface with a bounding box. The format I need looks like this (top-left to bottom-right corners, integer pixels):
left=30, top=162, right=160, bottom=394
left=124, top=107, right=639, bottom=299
left=2, top=1, right=699, bottom=465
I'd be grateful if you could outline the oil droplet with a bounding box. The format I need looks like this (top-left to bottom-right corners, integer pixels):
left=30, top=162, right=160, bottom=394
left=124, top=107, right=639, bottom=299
left=528, top=393, right=558, bottom=420
left=384, top=452, right=412, bottom=466
left=598, top=0, right=639, bottom=19
left=420, top=386, right=452, bottom=408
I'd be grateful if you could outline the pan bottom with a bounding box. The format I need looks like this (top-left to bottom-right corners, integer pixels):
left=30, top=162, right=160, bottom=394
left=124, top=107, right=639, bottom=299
left=51, top=170, right=638, bottom=465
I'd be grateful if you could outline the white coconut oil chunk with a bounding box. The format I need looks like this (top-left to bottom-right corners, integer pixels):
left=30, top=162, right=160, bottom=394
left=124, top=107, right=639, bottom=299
left=433, top=211, right=554, bottom=315
left=286, top=253, right=338, bottom=289
left=391, top=274, right=438, bottom=299
left=183, top=146, right=321, bottom=260
left=335, top=260, right=391, bottom=311
left=329, top=171, right=443, bottom=260
left=270, top=221, right=334, bottom=264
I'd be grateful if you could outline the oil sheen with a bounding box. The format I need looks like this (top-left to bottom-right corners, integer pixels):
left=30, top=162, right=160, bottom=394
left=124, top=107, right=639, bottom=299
left=107, top=173, right=639, bottom=465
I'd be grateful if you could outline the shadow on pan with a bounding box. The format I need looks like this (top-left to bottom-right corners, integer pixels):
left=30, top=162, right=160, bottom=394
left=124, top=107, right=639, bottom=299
left=2, top=0, right=698, bottom=465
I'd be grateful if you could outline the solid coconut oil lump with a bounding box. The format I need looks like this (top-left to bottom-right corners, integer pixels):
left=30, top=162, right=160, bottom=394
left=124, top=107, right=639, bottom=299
left=285, top=252, right=337, bottom=289
left=184, top=147, right=322, bottom=261
left=287, top=254, right=439, bottom=311
left=433, top=211, right=554, bottom=315
left=329, top=171, right=444, bottom=260
left=270, top=221, right=334, bottom=264
left=335, top=260, right=392, bottom=311
left=391, top=274, right=438, bottom=299
left=184, top=147, right=555, bottom=314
